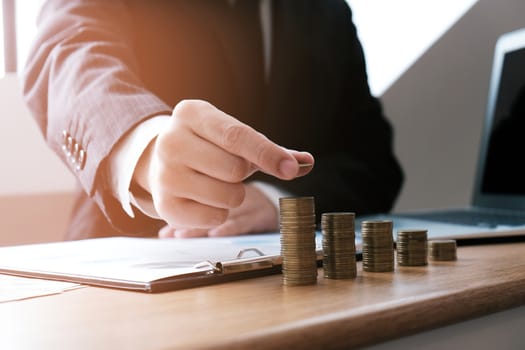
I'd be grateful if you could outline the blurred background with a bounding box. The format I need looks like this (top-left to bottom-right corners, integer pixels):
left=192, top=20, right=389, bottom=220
left=1, top=0, right=525, bottom=245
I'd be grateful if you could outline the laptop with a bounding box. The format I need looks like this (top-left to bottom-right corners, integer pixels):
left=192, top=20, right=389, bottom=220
left=357, top=27, right=525, bottom=241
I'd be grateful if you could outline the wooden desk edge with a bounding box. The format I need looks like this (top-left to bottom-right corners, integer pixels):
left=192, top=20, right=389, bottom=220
left=209, top=278, right=525, bottom=350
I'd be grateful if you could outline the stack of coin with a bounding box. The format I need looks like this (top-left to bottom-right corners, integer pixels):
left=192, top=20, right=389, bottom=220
left=279, top=197, right=318, bottom=286
left=428, top=240, right=457, bottom=261
left=321, top=212, right=357, bottom=279
left=396, top=229, right=428, bottom=266
left=361, top=220, right=394, bottom=272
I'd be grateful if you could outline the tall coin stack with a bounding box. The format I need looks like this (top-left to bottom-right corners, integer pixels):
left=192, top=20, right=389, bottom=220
left=428, top=240, right=457, bottom=261
left=279, top=197, right=318, bottom=286
left=361, top=220, right=394, bottom=272
left=321, top=212, right=357, bottom=279
left=396, top=229, right=428, bottom=266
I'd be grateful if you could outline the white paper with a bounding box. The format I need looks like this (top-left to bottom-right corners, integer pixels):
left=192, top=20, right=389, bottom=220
left=0, top=233, right=335, bottom=291
left=0, top=274, right=82, bottom=303
left=0, top=234, right=289, bottom=284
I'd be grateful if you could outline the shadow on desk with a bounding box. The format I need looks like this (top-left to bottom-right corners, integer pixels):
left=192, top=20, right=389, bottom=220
left=0, top=192, right=74, bottom=246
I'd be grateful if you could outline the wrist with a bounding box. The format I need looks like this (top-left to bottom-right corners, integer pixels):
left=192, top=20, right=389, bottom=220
left=133, top=137, right=156, bottom=194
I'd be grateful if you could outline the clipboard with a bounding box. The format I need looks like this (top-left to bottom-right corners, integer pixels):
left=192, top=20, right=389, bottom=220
left=0, top=233, right=328, bottom=293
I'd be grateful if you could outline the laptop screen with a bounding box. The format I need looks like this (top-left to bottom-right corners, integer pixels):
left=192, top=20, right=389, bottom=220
left=473, top=28, right=525, bottom=210
left=480, top=47, right=525, bottom=195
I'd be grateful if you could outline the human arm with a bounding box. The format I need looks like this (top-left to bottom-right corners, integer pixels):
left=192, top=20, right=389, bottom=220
left=23, top=1, right=313, bottom=236
left=22, top=0, right=175, bottom=234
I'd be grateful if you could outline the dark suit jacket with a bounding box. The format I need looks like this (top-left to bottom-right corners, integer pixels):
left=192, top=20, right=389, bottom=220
left=23, top=0, right=404, bottom=240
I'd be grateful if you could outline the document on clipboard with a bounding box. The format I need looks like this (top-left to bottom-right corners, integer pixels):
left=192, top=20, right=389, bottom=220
left=0, top=233, right=328, bottom=293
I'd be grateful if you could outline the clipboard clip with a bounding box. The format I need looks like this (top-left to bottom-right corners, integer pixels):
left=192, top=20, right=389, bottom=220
left=194, top=248, right=283, bottom=275
left=236, top=248, right=265, bottom=259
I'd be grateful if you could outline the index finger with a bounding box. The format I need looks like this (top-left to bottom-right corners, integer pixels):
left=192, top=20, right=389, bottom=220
left=175, top=100, right=299, bottom=180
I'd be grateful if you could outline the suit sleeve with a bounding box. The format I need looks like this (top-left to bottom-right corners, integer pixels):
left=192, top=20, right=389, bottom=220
left=22, top=0, right=172, bottom=232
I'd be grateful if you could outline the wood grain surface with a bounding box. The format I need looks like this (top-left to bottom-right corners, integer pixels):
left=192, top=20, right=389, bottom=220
left=1, top=242, right=525, bottom=349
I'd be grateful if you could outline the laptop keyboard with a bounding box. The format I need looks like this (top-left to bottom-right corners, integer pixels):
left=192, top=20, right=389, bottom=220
left=397, top=209, right=525, bottom=227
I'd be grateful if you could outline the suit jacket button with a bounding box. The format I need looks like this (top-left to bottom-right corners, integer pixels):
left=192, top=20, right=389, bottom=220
left=62, top=130, right=69, bottom=152
left=66, top=136, right=74, bottom=156
left=77, top=149, right=86, bottom=170
left=73, top=143, right=80, bottom=163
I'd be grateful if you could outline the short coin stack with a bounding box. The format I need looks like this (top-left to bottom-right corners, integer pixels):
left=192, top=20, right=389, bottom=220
left=321, top=212, right=357, bottom=279
left=396, top=229, right=428, bottom=266
left=428, top=240, right=457, bottom=261
left=361, top=220, right=394, bottom=272
left=279, top=197, right=318, bottom=286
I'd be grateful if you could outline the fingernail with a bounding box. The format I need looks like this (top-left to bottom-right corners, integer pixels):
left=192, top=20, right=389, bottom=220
left=298, top=163, right=313, bottom=168
left=279, top=159, right=298, bottom=178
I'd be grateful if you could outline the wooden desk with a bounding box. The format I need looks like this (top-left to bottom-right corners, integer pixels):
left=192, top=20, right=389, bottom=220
left=1, top=242, right=525, bottom=349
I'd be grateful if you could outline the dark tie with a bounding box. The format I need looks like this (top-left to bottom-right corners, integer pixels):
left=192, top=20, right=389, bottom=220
left=230, top=0, right=265, bottom=123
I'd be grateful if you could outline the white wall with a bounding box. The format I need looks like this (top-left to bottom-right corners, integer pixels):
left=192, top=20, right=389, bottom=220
left=380, top=0, right=525, bottom=211
left=347, top=0, right=478, bottom=97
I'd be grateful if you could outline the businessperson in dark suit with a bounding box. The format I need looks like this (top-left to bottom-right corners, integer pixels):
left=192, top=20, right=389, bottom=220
left=22, top=0, right=403, bottom=240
